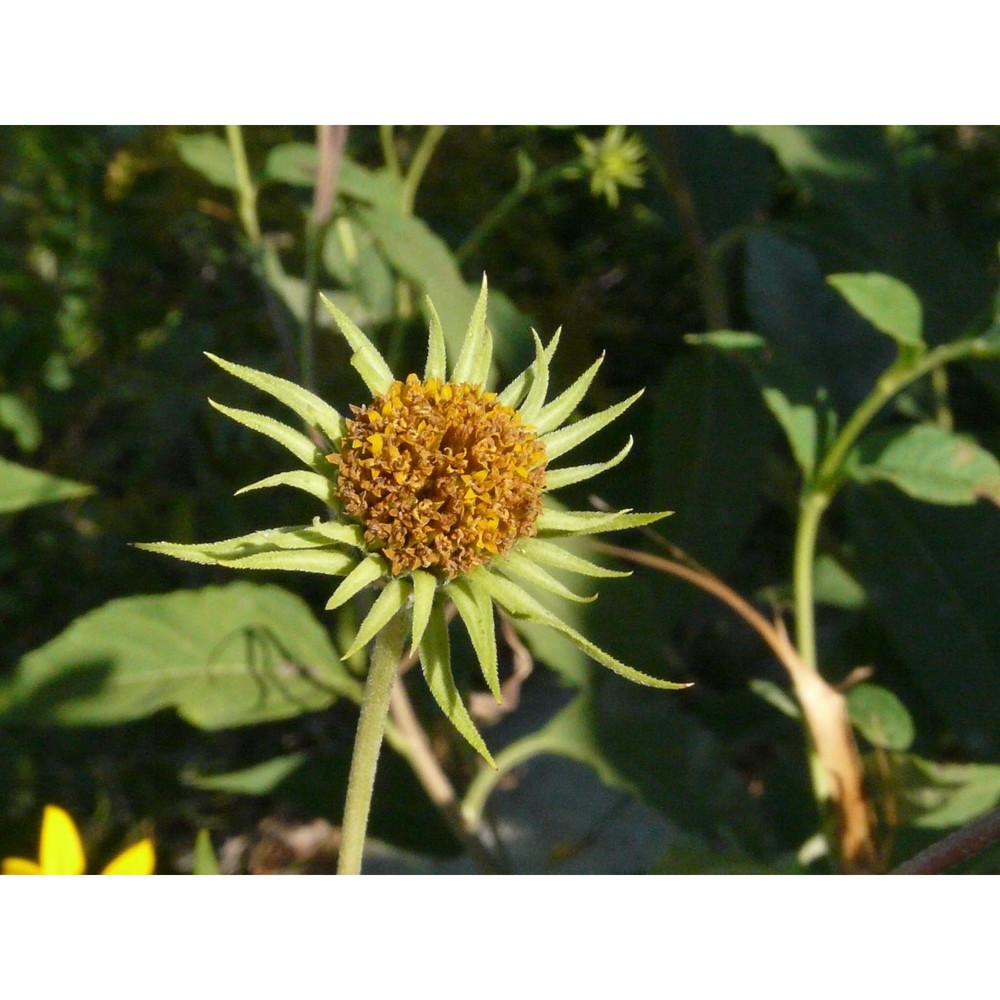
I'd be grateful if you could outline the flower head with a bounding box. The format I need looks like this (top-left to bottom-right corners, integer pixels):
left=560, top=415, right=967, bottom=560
left=139, top=278, right=685, bottom=762
left=2, top=805, right=155, bottom=875
left=576, top=126, right=647, bottom=208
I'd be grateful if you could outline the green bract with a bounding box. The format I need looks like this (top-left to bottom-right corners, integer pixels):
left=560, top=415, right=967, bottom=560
left=138, top=278, right=684, bottom=764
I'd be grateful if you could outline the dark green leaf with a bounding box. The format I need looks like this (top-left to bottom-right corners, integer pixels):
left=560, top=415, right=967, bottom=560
left=186, top=753, right=308, bottom=794
left=892, top=753, right=1000, bottom=829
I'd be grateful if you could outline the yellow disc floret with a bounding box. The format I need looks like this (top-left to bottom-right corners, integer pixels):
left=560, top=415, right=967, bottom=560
left=330, top=374, right=547, bottom=579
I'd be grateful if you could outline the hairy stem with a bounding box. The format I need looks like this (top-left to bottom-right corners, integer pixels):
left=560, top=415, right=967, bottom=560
left=337, top=611, right=408, bottom=875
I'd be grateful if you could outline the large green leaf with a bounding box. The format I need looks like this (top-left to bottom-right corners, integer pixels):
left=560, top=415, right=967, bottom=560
left=264, top=142, right=401, bottom=208
left=174, top=133, right=237, bottom=189
left=849, top=485, right=1000, bottom=748
left=851, top=423, right=1000, bottom=506
left=0, top=457, right=93, bottom=514
left=2, top=583, right=358, bottom=729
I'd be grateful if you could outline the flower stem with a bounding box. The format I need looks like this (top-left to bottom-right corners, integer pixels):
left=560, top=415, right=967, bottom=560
left=337, top=611, right=408, bottom=875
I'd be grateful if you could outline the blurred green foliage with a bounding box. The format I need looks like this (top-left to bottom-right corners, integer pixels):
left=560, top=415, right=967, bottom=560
left=3, top=125, right=1000, bottom=873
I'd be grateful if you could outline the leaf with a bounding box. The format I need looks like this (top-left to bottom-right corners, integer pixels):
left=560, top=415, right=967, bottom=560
left=892, top=754, right=1000, bottom=829
left=846, top=683, right=914, bottom=751
left=3, top=583, right=357, bottom=729
left=192, top=830, right=221, bottom=875
left=173, top=133, right=237, bottom=189
left=186, top=753, right=309, bottom=794
left=851, top=424, right=1000, bottom=507
left=828, top=273, right=924, bottom=348
left=265, top=143, right=401, bottom=207
left=684, top=330, right=766, bottom=352
left=759, top=383, right=820, bottom=478
left=0, top=457, right=93, bottom=514
left=849, top=485, right=1000, bottom=747
left=539, top=390, right=643, bottom=463
left=0, top=393, right=41, bottom=451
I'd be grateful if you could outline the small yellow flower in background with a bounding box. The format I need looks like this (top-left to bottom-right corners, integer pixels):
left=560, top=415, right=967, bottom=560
left=576, top=126, right=647, bottom=208
left=139, top=278, right=687, bottom=763
left=2, top=805, right=155, bottom=875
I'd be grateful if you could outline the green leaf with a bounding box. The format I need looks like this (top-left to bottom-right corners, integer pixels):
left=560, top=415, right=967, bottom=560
left=760, top=384, right=819, bottom=477
left=192, top=829, right=222, bottom=875
left=265, top=143, right=401, bottom=207
left=423, top=295, right=447, bottom=381
left=0, top=457, right=93, bottom=514
left=0, top=393, right=41, bottom=451
left=409, top=570, right=437, bottom=653
left=187, top=753, right=308, bottom=794
left=544, top=436, right=634, bottom=491
left=496, top=550, right=597, bottom=604
left=812, top=554, right=866, bottom=610
left=827, top=273, right=924, bottom=348
left=235, top=470, right=336, bottom=506
left=516, top=330, right=553, bottom=425
left=174, top=133, right=237, bottom=189
left=325, top=554, right=385, bottom=610
left=893, top=754, right=1000, bottom=829
left=341, top=578, right=410, bottom=659
left=517, top=538, right=631, bottom=580
left=684, top=330, right=766, bottom=352
left=851, top=424, right=1000, bottom=506
left=846, top=683, right=915, bottom=750
left=419, top=601, right=494, bottom=766
left=4, top=583, right=357, bottom=729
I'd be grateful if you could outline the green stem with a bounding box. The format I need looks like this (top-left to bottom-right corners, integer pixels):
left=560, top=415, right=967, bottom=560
left=401, top=125, right=447, bottom=216
left=379, top=125, right=402, bottom=181
left=791, top=338, right=989, bottom=672
left=225, top=125, right=261, bottom=245
left=455, top=161, right=577, bottom=264
left=337, top=611, right=408, bottom=875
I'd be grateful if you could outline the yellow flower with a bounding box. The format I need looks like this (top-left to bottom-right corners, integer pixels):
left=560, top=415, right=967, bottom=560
left=576, top=126, right=647, bottom=208
left=138, top=278, right=686, bottom=762
left=3, top=805, right=155, bottom=875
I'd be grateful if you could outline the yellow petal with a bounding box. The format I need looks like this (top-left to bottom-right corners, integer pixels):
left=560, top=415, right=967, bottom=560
left=102, top=838, right=156, bottom=875
left=39, top=805, right=86, bottom=875
left=3, top=857, right=44, bottom=875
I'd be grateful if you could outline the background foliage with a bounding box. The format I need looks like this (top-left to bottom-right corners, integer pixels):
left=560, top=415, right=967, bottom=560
left=2, top=125, right=1000, bottom=873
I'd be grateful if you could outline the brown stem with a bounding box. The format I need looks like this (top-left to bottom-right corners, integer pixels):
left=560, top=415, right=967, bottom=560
left=389, top=678, right=506, bottom=874
left=589, top=539, right=879, bottom=873
left=892, top=805, right=1000, bottom=874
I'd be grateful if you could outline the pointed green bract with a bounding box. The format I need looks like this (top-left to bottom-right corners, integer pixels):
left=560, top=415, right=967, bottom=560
left=497, top=328, right=561, bottom=409
left=236, top=470, right=335, bottom=505
left=135, top=525, right=347, bottom=565
left=536, top=506, right=672, bottom=536
left=451, top=275, right=490, bottom=384
left=517, top=330, right=551, bottom=425
left=544, top=436, right=634, bottom=491
left=205, top=352, right=344, bottom=443
left=342, top=578, right=411, bottom=659
left=539, top=389, right=643, bottom=462
left=308, top=519, right=367, bottom=549
left=423, top=296, right=448, bottom=381
left=495, top=551, right=597, bottom=603
left=449, top=577, right=501, bottom=703
left=320, top=294, right=394, bottom=396
left=409, top=569, right=437, bottom=654
left=533, top=352, right=604, bottom=435
left=325, top=554, right=385, bottom=610
left=208, top=400, right=323, bottom=469
left=419, top=603, right=495, bottom=766
left=472, top=569, right=690, bottom=691
left=517, top=538, right=632, bottom=579
left=225, top=548, right=356, bottom=576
